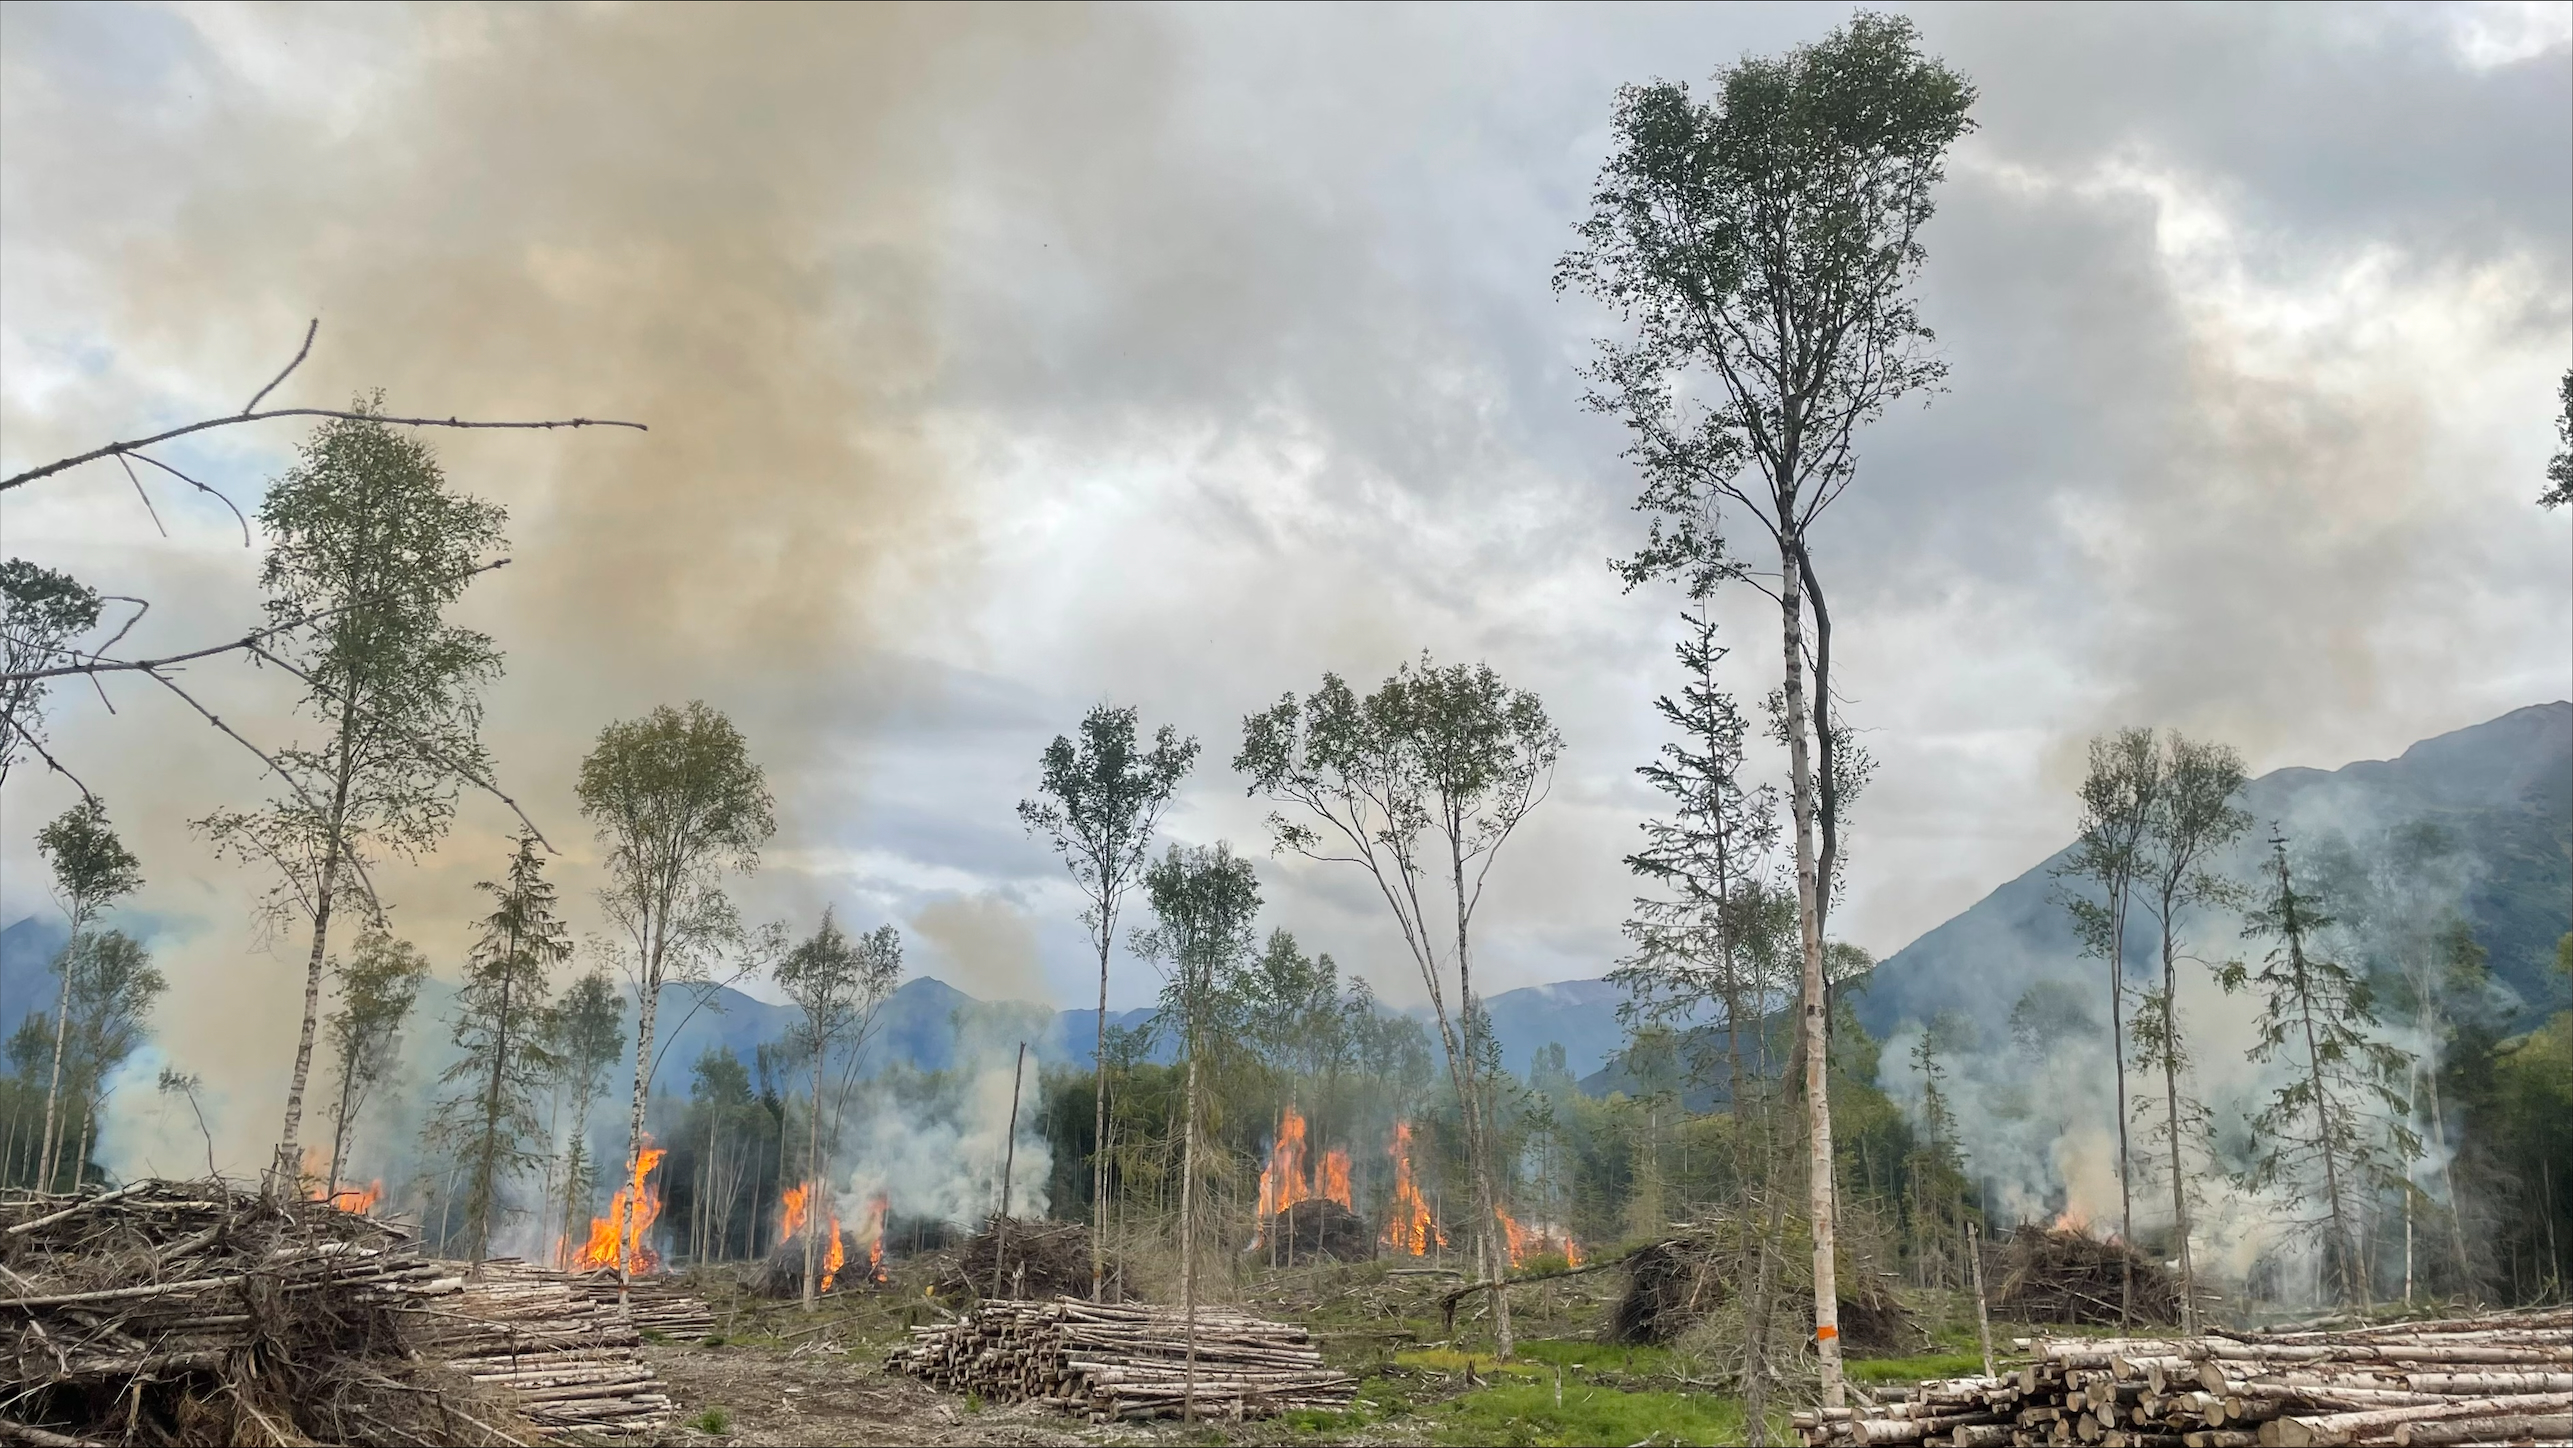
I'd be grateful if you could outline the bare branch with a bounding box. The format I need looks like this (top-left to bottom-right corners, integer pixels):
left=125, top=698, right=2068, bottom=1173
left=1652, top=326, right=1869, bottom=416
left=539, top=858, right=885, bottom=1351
left=6, top=409, right=646, bottom=492
left=244, top=318, right=319, bottom=414
left=3, top=711, right=99, bottom=807
left=115, top=454, right=168, bottom=537
left=128, top=448, right=253, bottom=545
left=1, top=559, right=510, bottom=685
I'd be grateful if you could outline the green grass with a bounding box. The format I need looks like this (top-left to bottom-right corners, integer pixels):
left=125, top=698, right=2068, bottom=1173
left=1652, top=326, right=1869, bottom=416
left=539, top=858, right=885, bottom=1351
left=1847, top=1351, right=1988, bottom=1384
left=689, top=1406, right=730, bottom=1435
left=1395, top=1347, right=1549, bottom=1378
left=1433, top=1380, right=1756, bottom=1446
left=1509, top=1339, right=1680, bottom=1376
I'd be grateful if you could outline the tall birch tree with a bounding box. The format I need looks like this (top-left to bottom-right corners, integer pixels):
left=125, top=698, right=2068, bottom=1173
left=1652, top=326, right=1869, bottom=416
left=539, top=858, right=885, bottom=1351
left=2134, top=733, right=2248, bottom=1333
left=195, top=405, right=505, bottom=1191
left=2052, top=729, right=2161, bottom=1324
left=576, top=701, right=773, bottom=1286
left=1135, top=842, right=1261, bottom=1421
left=1, top=561, right=104, bottom=788
left=1239, top=655, right=1559, bottom=1357
left=774, top=909, right=902, bottom=1308
left=1017, top=704, right=1195, bottom=1298
left=1558, top=12, right=1974, bottom=1404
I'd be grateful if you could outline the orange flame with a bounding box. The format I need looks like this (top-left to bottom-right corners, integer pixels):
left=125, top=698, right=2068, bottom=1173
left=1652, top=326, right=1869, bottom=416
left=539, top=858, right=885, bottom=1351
left=777, top=1182, right=848, bottom=1292
left=572, top=1138, right=667, bottom=1274
left=1492, top=1206, right=1583, bottom=1271
left=297, top=1148, right=383, bottom=1215
left=1251, top=1106, right=1318, bottom=1249
left=1380, top=1121, right=1445, bottom=1256
left=2051, top=1208, right=2092, bottom=1236
left=860, top=1191, right=890, bottom=1284
left=1320, top=1148, right=1351, bottom=1209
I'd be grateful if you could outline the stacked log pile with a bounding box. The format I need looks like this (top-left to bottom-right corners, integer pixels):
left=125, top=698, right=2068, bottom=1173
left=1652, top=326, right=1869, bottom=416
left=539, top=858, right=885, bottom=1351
left=563, top=1265, right=718, bottom=1337
left=1793, top=1309, right=2573, bottom=1448
left=886, top=1295, right=1355, bottom=1422
left=1, top=1182, right=698, bottom=1445
left=418, top=1260, right=682, bottom=1440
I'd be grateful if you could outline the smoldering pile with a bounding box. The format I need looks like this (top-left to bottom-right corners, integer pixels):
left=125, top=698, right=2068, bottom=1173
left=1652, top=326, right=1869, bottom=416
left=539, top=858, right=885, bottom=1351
left=1, top=1180, right=697, bottom=1445
left=1265, top=1198, right=1373, bottom=1263
left=1994, top=1222, right=2184, bottom=1327
left=887, top=1296, right=1354, bottom=1422
left=1610, top=1217, right=1922, bottom=1356
left=939, top=1217, right=1119, bottom=1302
left=1796, top=1309, right=2573, bottom=1448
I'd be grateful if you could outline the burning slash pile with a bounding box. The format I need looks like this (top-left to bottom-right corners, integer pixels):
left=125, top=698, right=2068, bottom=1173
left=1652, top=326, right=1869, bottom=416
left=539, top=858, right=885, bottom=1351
left=1793, top=1309, right=2573, bottom=1448
left=944, top=1217, right=1107, bottom=1302
left=1, top=1179, right=696, bottom=1445
left=1251, top=1107, right=1372, bottom=1263
left=1610, top=1219, right=1920, bottom=1355
left=1995, top=1221, right=2184, bottom=1327
left=753, top=1187, right=890, bottom=1299
left=886, top=1296, right=1355, bottom=1422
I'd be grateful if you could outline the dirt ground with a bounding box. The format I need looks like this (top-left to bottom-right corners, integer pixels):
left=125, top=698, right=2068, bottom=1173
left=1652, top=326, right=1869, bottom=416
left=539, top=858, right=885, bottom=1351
left=641, top=1338, right=1098, bottom=1446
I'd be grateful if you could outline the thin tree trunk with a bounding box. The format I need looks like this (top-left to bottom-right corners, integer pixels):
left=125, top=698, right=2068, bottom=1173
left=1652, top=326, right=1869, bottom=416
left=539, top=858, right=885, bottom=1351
left=2158, top=921, right=2199, bottom=1335
left=2420, top=1033, right=2470, bottom=1290
left=1451, top=823, right=1514, bottom=1359
left=1782, top=537, right=1844, bottom=1408
left=991, top=1041, right=1028, bottom=1299
left=278, top=699, right=362, bottom=1194
left=470, top=939, right=517, bottom=1273
left=804, top=1039, right=825, bottom=1310
left=621, top=904, right=669, bottom=1294
left=1180, top=1037, right=1201, bottom=1424
left=38, top=924, right=79, bottom=1191
left=70, top=1108, right=89, bottom=1192
left=2113, top=891, right=2135, bottom=1329
left=1093, top=917, right=1112, bottom=1302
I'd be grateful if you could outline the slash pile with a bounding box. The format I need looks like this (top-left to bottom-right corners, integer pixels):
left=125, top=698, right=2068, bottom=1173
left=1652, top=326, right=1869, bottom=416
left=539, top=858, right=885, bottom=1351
left=1793, top=1309, right=2573, bottom=1447
left=1, top=1181, right=701, bottom=1445
left=886, top=1296, right=1356, bottom=1422
left=1996, top=1224, right=2185, bottom=1327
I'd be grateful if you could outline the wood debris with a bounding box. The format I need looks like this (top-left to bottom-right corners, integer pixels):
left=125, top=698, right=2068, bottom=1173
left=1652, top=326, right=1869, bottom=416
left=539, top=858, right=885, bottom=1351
left=1793, top=1308, right=2573, bottom=1447
left=1, top=1181, right=706, bottom=1445
left=885, top=1295, right=1356, bottom=1422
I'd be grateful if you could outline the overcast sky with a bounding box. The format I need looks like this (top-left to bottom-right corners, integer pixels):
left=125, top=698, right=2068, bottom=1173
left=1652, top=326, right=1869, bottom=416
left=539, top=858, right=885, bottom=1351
left=4, top=0, right=2568, bottom=1121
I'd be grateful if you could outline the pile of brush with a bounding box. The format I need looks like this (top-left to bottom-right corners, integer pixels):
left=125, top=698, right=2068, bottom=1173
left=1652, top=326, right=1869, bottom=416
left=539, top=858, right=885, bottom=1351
left=887, top=1295, right=1353, bottom=1422
left=1610, top=1217, right=1921, bottom=1356
left=1264, top=1198, right=1372, bottom=1264
left=748, top=1229, right=857, bottom=1300
left=1, top=1180, right=698, bottom=1445
left=1793, top=1308, right=2573, bottom=1447
left=1995, top=1222, right=2184, bottom=1327
left=941, top=1217, right=1109, bottom=1302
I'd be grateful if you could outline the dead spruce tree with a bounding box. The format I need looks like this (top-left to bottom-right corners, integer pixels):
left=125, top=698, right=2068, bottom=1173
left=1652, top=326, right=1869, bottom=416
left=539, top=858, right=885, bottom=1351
left=1240, top=655, right=1559, bottom=1358
left=577, top=701, right=774, bottom=1286
left=774, top=908, right=902, bottom=1309
left=323, top=927, right=428, bottom=1202
left=32, top=799, right=141, bottom=1190
left=1018, top=704, right=1196, bottom=1298
left=2134, top=732, right=2248, bottom=1333
left=1136, top=842, right=1261, bottom=1421
left=1558, top=12, right=1974, bottom=1405
left=2223, top=832, right=2417, bottom=1306
left=194, top=404, right=506, bottom=1192
left=2053, top=729, right=2162, bottom=1325
left=427, top=831, right=570, bottom=1268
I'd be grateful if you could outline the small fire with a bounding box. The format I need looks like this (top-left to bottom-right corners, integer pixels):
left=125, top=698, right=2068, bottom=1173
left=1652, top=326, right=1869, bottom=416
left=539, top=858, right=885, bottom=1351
left=572, top=1138, right=667, bottom=1274
left=778, top=1182, right=848, bottom=1293
left=860, top=1191, right=891, bottom=1283
left=1494, top=1207, right=1582, bottom=1270
left=2051, top=1208, right=2092, bottom=1237
left=297, top=1148, right=383, bottom=1215
left=1320, top=1148, right=1351, bottom=1209
left=1380, top=1121, right=1446, bottom=1256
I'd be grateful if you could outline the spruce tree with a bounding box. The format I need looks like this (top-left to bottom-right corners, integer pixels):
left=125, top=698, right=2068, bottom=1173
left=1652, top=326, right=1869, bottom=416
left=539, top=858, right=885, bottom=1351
left=2223, top=832, right=2417, bottom=1306
left=428, top=832, right=570, bottom=1266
